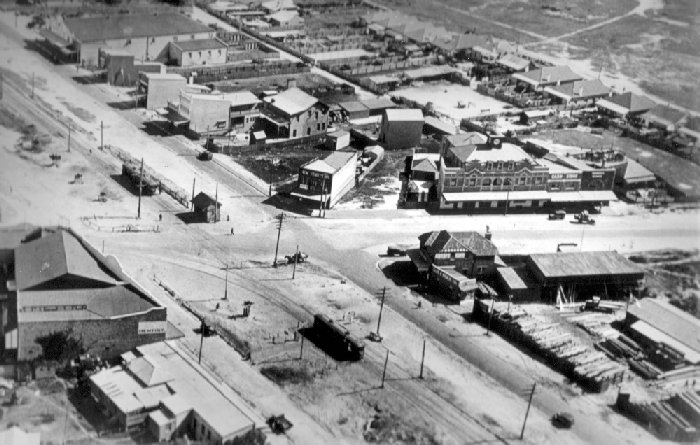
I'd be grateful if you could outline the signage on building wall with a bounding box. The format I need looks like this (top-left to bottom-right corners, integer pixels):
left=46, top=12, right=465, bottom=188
left=138, top=321, right=167, bottom=335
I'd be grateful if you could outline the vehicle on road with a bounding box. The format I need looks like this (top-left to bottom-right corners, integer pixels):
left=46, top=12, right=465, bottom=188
left=548, top=210, right=566, bottom=220
left=571, top=211, right=595, bottom=225
left=267, top=414, right=293, bottom=434
left=285, top=252, right=308, bottom=264
left=551, top=412, right=574, bottom=429
left=198, top=151, right=213, bottom=161
left=386, top=245, right=407, bottom=256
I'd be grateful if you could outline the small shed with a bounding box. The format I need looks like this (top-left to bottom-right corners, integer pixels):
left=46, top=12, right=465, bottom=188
left=325, top=130, right=351, bottom=151
left=251, top=130, right=266, bottom=144
left=191, top=192, right=221, bottom=223
left=339, top=101, right=370, bottom=120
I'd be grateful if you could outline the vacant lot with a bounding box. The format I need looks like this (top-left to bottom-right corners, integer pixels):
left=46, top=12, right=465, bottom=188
left=374, top=0, right=638, bottom=41
left=564, top=14, right=700, bottom=111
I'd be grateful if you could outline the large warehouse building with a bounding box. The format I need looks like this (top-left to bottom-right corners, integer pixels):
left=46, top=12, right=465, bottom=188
left=0, top=225, right=168, bottom=365
left=51, top=13, right=215, bottom=66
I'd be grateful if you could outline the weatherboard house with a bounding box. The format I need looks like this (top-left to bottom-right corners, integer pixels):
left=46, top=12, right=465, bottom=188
left=292, top=150, right=358, bottom=208
left=0, top=225, right=168, bottom=366
left=262, top=87, right=329, bottom=139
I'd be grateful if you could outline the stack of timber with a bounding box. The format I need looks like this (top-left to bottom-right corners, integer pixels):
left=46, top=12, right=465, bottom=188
left=473, top=299, right=627, bottom=392
left=617, top=389, right=700, bottom=442
left=567, top=313, right=620, bottom=339
left=121, top=159, right=160, bottom=195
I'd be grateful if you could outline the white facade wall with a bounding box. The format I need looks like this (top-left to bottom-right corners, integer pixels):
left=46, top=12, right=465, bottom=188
left=329, top=153, right=358, bottom=207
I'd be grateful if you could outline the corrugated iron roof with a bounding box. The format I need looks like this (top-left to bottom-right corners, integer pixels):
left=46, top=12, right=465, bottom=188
left=384, top=108, right=423, bottom=122
left=264, top=87, right=318, bottom=116
left=14, top=230, right=115, bottom=291
left=628, top=298, right=700, bottom=355
left=528, top=251, right=643, bottom=279
left=64, top=14, right=212, bottom=43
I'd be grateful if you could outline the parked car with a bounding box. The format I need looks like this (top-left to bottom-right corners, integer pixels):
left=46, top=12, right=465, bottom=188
left=551, top=412, right=574, bottom=429
left=548, top=210, right=566, bottom=220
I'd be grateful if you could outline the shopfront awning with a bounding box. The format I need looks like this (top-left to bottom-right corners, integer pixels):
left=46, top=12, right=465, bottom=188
left=549, top=191, right=617, bottom=202
left=442, top=190, right=550, bottom=202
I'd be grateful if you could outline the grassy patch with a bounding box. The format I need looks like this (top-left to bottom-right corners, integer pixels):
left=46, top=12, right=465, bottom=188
left=234, top=146, right=323, bottom=183
left=260, top=364, right=316, bottom=385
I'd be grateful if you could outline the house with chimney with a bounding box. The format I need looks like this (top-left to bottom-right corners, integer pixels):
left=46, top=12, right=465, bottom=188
left=261, top=83, right=329, bottom=139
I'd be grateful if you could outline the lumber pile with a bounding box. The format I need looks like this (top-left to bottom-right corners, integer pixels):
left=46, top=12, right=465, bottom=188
left=473, top=299, right=627, bottom=392
left=617, top=390, right=700, bottom=442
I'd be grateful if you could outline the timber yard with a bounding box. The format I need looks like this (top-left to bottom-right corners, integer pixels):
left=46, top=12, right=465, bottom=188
left=0, top=0, right=699, bottom=444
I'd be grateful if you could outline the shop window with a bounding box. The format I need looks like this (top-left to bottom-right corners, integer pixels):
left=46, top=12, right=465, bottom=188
left=482, top=178, right=491, bottom=186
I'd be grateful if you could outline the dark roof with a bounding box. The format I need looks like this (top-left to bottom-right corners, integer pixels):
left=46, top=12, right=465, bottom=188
left=64, top=14, right=212, bottom=43
left=683, top=116, right=700, bottom=132
left=528, top=251, right=643, bottom=279
left=627, top=298, right=700, bottom=354
left=172, top=38, right=227, bottom=52
left=448, top=144, right=477, bottom=163
left=360, top=97, right=396, bottom=111
left=643, top=105, right=688, bottom=126
left=419, top=230, right=497, bottom=257
left=191, top=192, right=221, bottom=208
left=14, top=231, right=115, bottom=291
left=605, top=92, right=656, bottom=113
left=338, top=101, right=369, bottom=113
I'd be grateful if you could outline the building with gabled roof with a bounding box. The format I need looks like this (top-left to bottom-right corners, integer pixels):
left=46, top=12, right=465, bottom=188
left=407, top=229, right=498, bottom=300
left=512, top=66, right=582, bottom=89
left=544, top=79, right=611, bottom=104
left=596, top=92, right=656, bottom=118
left=626, top=298, right=700, bottom=365
left=262, top=0, right=297, bottom=13
left=262, top=87, right=329, bottom=138
left=191, top=192, right=221, bottom=223
left=169, top=38, right=228, bottom=67
left=90, top=341, right=261, bottom=443
left=58, top=14, right=215, bottom=66
left=0, top=226, right=168, bottom=364
left=292, top=150, right=358, bottom=208
left=641, top=105, right=689, bottom=132
left=497, top=54, right=531, bottom=72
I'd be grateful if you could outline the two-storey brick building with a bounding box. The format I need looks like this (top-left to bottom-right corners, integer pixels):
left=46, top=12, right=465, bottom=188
left=261, top=87, right=329, bottom=139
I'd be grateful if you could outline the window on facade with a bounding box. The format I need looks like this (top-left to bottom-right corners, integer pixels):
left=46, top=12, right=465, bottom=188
left=450, top=178, right=457, bottom=186
left=315, top=111, right=319, bottom=119
left=173, top=36, right=178, bottom=42
left=208, top=50, right=212, bottom=56
left=536, top=177, right=542, bottom=184
left=497, top=161, right=503, bottom=170
left=321, top=123, right=326, bottom=130
left=469, top=178, right=476, bottom=186
left=493, top=178, right=501, bottom=186
left=519, top=176, right=526, bottom=184
left=125, top=39, right=132, bottom=46
left=504, top=178, right=511, bottom=186
left=218, top=49, right=222, bottom=55
left=308, top=110, right=312, bottom=117
left=483, top=178, right=491, bottom=186
left=292, top=129, right=297, bottom=137
left=526, top=177, right=531, bottom=184
left=486, top=162, right=492, bottom=170
left=189, top=53, right=192, bottom=58
left=191, top=34, right=195, bottom=39
left=198, top=51, right=202, bottom=57
left=307, top=127, right=311, bottom=135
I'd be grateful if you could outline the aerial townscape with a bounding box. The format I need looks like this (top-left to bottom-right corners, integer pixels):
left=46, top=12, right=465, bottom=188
left=0, top=0, right=699, bottom=444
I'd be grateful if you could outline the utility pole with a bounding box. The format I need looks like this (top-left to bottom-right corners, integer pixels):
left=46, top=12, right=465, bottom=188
left=292, top=244, right=299, bottom=279
left=419, top=338, right=426, bottom=379
left=214, top=183, right=219, bottom=222
left=198, top=321, right=205, bottom=364
left=191, top=178, right=196, bottom=209
left=223, top=265, right=229, bottom=300
left=376, top=287, right=386, bottom=338
left=380, top=350, right=389, bottom=389
left=273, top=213, right=284, bottom=267
left=486, top=298, right=495, bottom=336
left=100, top=120, right=104, bottom=149
left=137, top=158, right=144, bottom=219
left=504, top=188, right=510, bottom=215
left=520, top=383, right=536, bottom=440
left=299, top=335, right=305, bottom=360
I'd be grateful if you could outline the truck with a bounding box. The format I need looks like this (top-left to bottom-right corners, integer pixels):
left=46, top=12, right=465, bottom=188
left=311, top=314, right=365, bottom=361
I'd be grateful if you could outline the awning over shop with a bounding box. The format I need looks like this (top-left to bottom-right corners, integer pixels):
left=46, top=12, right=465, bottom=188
left=442, top=190, right=550, bottom=202
left=549, top=191, right=617, bottom=202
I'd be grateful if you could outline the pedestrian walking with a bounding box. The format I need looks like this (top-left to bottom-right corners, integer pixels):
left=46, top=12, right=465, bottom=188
left=230, top=228, right=234, bottom=235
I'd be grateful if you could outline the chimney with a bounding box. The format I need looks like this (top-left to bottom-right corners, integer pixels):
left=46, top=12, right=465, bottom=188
left=484, top=225, right=492, bottom=241
left=487, top=134, right=502, bottom=149
left=287, top=78, right=297, bottom=89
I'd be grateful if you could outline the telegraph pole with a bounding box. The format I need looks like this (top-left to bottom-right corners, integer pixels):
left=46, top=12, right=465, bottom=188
left=419, top=338, right=426, bottom=379
left=137, top=158, right=144, bottom=219
left=520, top=383, right=536, bottom=440
left=380, top=350, right=389, bottom=389
left=376, top=287, right=386, bottom=338
left=272, top=213, right=284, bottom=267
left=298, top=335, right=305, bottom=360
left=223, top=265, right=229, bottom=300
left=198, top=321, right=205, bottom=364
left=292, top=244, right=299, bottom=279
left=214, top=183, right=219, bottom=222
left=191, top=178, right=196, bottom=209
left=100, top=120, right=104, bottom=149
left=485, top=298, right=495, bottom=336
